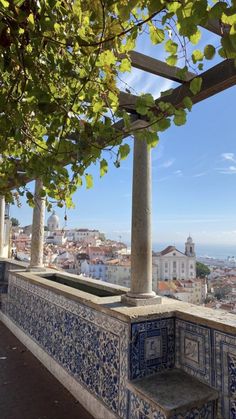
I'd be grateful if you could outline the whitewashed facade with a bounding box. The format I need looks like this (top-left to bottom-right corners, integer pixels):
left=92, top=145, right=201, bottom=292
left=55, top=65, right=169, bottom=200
left=153, top=237, right=196, bottom=281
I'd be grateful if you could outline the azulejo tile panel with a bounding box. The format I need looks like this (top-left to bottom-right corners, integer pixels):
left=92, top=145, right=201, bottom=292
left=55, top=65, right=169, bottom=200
left=6, top=275, right=129, bottom=418
left=130, top=318, right=175, bottom=379
left=213, top=330, right=236, bottom=419
left=128, top=390, right=216, bottom=419
left=175, top=319, right=211, bottom=385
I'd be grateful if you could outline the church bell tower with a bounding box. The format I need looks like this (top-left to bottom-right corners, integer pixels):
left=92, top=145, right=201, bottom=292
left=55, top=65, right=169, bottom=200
left=185, top=236, right=195, bottom=257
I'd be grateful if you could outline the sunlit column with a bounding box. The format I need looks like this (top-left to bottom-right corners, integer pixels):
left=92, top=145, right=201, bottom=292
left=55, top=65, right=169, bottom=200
left=123, top=122, right=161, bottom=305
left=29, top=179, right=45, bottom=269
left=0, top=196, right=5, bottom=257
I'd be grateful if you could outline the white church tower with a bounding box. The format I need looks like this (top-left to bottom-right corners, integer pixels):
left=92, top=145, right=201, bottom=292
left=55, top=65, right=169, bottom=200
left=185, top=236, right=195, bottom=257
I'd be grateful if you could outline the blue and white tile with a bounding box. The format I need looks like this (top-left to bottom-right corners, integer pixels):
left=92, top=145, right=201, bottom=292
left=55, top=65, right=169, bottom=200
left=130, top=318, right=175, bottom=379
left=213, top=330, right=236, bottom=419
left=6, top=275, right=129, bottom=418
left=129, top=390, right=216, bottom=419
left=175, top=319, right=211, bottom=384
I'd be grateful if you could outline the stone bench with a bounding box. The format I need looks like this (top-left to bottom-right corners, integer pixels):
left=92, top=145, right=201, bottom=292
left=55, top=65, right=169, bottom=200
left=127, top=368, right=219, bottom=418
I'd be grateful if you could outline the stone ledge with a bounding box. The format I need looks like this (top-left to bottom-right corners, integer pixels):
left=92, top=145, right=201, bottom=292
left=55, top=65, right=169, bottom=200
left=127, top=368, right=218, bottom=417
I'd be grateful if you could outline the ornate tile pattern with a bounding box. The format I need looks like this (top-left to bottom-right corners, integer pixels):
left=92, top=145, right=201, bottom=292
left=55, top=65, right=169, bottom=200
left=6, top=275, right=129, bottom=418
left=130, top=318, right=175, bottom=379
left=213, top=330, right=236, bottom=419
left=129, top=390, right=216, bottom=419
left=0, top=262, right=7, bottom=294
left=175, top=319, right=211, bottom=384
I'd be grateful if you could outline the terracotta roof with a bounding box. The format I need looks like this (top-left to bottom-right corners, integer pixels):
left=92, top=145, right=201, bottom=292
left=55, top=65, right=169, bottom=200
left=160, top=246, right=176, bottom=255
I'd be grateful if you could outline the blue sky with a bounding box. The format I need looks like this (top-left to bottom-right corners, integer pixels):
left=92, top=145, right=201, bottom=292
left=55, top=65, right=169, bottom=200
left=10, top=28, right=236, bottom=247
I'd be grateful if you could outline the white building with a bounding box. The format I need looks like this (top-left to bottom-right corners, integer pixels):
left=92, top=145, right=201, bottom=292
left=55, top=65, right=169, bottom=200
left=66, top=229, right=102, bottom=245
left=47, top=211, right=60, bottom=233
left=152, top=237, right=196, bottom=281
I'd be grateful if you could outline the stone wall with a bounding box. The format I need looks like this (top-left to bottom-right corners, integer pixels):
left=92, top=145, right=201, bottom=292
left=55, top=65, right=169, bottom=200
left=1, top=268, right=236, bottom=418
left=3, top=273, right=129, bottom=419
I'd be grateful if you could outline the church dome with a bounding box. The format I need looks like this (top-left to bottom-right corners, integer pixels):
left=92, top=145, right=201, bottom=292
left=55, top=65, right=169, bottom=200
left=187, top=236, right=193, bottom=243
left=47, top=210, right=60, bottom=232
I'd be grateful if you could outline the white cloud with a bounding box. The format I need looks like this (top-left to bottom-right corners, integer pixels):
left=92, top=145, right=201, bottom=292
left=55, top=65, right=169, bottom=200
left=221, top=153, right=235, bottom=162
left=161, top=158, right=175, bottom=168
left=174, top=170, right=182, bottom=176
left=218, top=166, right=236, bottom=174
left=193, top=171, right=208, bottom=177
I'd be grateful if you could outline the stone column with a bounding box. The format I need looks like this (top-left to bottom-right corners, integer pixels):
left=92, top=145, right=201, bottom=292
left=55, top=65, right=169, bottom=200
left=122, top=128, right=161, bottom=306
left=0, top=196, right=5, bottom=257
left=29, top=179, right=46, bottom=270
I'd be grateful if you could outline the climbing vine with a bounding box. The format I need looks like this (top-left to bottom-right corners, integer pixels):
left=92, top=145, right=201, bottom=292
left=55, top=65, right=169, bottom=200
left=0, top=0, right=235, bottom=207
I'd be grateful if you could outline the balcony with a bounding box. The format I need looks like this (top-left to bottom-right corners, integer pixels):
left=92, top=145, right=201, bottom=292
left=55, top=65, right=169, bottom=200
left=0, top=258, right=235, bottom=418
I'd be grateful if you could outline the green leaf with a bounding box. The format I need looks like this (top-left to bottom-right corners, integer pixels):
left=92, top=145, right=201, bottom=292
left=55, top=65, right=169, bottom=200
left=100, top=159, right=108, bottom=177
left=146, top=131, right=159, bottom=148
left=0, top=0, right=9, bottom=6
left=189, top=77, right=202, bottom=95
left=93, top=100, right=104, bottom=113
left=221, top=34, right=236, bottom=58
left=136, top=94, right=155, bottom=116
left=173, top=109, right=187, bottom=126
left=149, top=25, right=165, bottom=45
left=209, top=2, right=227, bottom=19
left=156, top=118, right=171, bottom=132
left=165, top=40, right=178, bottom=54
left=190, top=29, right=201, bottom=45
left=192, top=49, right=203, bottom=63
left=119, top=143, right=130, bottom=160
left=96, top=50, right=116, bottom=67
left=183, top=96, right=193, bottom=111
left=167, top=2, right=181, bottom=13
left=166, top=55, right=177, bottom=66
left=85, top=174, right=93, bottom=189
left=14, top=0, right=25, bottom=5
left=204, top=44, right=216, bottom=60
left=28, top=13, right=35, bottom=29
left=119, top=58, right=131, bottom=72
left=160, top=89, right=174, bottom=98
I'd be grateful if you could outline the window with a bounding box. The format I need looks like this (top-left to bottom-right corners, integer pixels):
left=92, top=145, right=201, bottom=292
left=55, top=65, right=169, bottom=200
left=173, top=261, right=176, bottom=268
left=165, top=262, right=168, bottom=268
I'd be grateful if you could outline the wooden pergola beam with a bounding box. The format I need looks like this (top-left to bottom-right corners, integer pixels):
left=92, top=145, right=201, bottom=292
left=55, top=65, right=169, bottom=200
left=127, top=51, right=195, bottom=83
left=202, top=18, right=230, bottom=36
left=119, top=59, right=236, bottom=114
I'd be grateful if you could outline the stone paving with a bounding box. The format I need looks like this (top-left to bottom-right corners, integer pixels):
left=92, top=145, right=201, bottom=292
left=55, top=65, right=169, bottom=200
left=0, top=321, right=93, bottom=419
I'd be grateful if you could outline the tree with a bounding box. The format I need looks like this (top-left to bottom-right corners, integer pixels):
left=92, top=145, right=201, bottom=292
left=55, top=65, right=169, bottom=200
left=0, top=1, right=235, bottom=207
left=196, top=262, right=210, bottom=278
left=10, top=217, right=20, bottom=227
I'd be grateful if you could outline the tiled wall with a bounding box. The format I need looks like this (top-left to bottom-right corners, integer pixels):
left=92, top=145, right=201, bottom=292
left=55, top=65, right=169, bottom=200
left=130, top=318, right=175, bottom=379
left=4, top=274, right=129, bottom=418
left=128, top=391, right=216, bottom=419
left=129, top=317, right=236, bottom=418
left=0, top=262, right=6, bottom=293
left=175, top=319, right=236, bottom=419
left=2, top=270, right=236, bottom=419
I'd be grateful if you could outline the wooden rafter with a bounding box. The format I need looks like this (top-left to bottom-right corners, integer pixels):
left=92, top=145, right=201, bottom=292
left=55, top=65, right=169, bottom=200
left=119, top=59, right=236, bottom=115
left=124, top=51, right=195, bottom=83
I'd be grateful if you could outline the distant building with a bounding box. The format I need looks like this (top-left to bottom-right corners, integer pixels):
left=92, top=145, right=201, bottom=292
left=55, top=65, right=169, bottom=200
left=66, top=229, right=103, bottom=245
left=47, top=211, right=60, bottom=233
left=152, top=236, right=196, bottom=281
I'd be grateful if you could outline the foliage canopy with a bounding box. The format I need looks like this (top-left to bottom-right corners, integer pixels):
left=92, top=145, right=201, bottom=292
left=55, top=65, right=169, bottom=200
left=0, top=0, right=235, bottom=207
left=196, top=261, right=210, bottom=278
